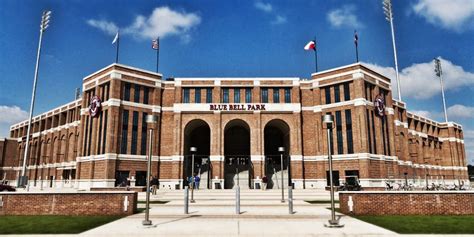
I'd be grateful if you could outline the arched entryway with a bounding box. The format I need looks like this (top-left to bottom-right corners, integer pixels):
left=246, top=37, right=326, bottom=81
left=264, top=119, right=290, bottom=189
left=183, top=119, right=211, bottom=189
left=224, top=119, right=251, bottom=189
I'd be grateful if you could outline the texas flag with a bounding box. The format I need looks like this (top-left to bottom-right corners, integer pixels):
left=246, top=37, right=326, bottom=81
left=304, top=40, right=316, bottom=51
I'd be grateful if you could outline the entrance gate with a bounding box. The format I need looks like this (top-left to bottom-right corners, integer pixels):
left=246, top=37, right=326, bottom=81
left=224, top=156, right=250, bottom=189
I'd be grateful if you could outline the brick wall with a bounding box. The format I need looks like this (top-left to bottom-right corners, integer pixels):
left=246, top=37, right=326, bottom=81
left=0, top=191, right=137, bottom=216
left=339, top=191, right=474, bottom=215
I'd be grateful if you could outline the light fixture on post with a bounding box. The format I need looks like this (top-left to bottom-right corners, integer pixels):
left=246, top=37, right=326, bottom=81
left=142, top=114, right=158, bottom=226
left=278, top=147, right=285, bottom=203
left=434, top=57, right=448, bottom=123
left=383, top=0, right=402, bottom=102
left=190, top=147, right=197, bottom=203
left=323, top=114, right=344, bottom=228
left=19, top=10, right=52, bottom=188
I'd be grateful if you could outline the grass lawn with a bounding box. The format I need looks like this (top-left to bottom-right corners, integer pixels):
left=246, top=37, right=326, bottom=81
left=0, top=216, right=123, bottom=234
left=353, top=215, right=474, bottom=234
left=305, top=200, right=340, bottom=204
left=137, top=200, right=169, bottom=204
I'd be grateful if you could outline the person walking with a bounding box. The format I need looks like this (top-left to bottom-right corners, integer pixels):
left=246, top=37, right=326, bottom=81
left=262, top=175, right=268, bottom=190
left=194, top=173, right=201, bottom=190
left=151, top=176, right=159, bottom=195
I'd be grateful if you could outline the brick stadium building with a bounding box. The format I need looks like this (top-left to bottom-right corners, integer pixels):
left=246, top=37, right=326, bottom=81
left=0, top=63, right=468, bottom=189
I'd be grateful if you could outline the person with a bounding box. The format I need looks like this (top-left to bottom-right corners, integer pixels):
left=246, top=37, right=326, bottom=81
left=151, top=176, right=159, bottom=195
left=194, top=174, right=201, bottom=190
left=188, top=176, right=194, bottom=189
left=262, top=176, right=268, bottom=190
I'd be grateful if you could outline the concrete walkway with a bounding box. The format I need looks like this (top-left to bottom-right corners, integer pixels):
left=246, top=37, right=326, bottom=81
left=81, top=189, right=396, bottom=236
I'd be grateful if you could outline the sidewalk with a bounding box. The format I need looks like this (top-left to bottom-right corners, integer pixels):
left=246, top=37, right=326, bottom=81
left=81, top=189, right=396, bottom=236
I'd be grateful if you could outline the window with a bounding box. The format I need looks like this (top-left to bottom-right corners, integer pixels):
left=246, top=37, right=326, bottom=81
left=83, top=117, right=89, bottom=155
left=141, top=112, right=148, bottom=155
left=334, top=85, right=340, bottom=103
left=365, top=82, right=374, bottom=101
left=234, top=88, right=240, bottom=103
left=345, top=109, right=353, bottom=154
left=183, top=88, right=190, bottom=103
left=120, top=110, right=129, bottom=154
left=206, top=88, right=213, bottom=103
left=366, top=109, right=372, bottom=153
left=245, top=88, right=252, bottom=103
left=97, top=112, right=103, bottom=154
left=131, top=111, right=139, bottom=155
left=326, top=170, right=340, bottom=186
left=325, top=87, right=331, bottom=104
left=134, top=84, right=141, bottom=103
left=222, top=88, right=229, bottom=103
left=335, top=111, right=343, bottom=154
left=273, top=88, right=280, bottom=103
left=382, top=117, right=388, bottom=155
left=124, top=83, right=131, bottom=101
left=284, top=88, right=291, bottom=103
left=261, top=88, right=268, bottom=103
left=87, top=116, right=93, bottom=156
left=195, top=88, right=201, bottom=103
left=143, top=87, right=149, bottom=104
left=371, top=110, right=377, bottom=154
left=343, top=83, right=350, bottom=101
left=102, top=110, right=108, bottom=154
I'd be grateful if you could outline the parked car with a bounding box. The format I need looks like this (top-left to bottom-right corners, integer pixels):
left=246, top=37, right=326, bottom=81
left=0, top=183, right=16, bottom=192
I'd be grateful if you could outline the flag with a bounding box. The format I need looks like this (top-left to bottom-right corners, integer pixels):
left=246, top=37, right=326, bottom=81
left=354, top=30, right=358, bottom=47
left=112, top=32, right=119, bottom=44
left=304, top=40, right=316, bottom=51
left=152, top=38, right=159, bottom=50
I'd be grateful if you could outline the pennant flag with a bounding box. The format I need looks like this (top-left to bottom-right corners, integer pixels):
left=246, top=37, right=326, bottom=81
left=152, top=38, right=159, bottom=50
left=112, top=32, right=119, bottom=44
left=304, top=40, right=316, bottom=51
left=354, top=30, right=359, bottom=47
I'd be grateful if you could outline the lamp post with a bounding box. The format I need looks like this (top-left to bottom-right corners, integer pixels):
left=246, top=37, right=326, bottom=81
left=19, top=10, right=52, bottom=188
left=278, top=147, right=285, bottom=203
left=383, top=0, right=402, bottom=102
left=142, top=114, right=157, bottom=226
left=323, top=114, right=344, bottom=228
left=190, top=147, right=197, bottom=203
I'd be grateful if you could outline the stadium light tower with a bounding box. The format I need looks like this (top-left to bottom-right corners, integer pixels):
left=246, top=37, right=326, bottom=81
left=434, top=57, right=448, bottom=123
left=383, top=0, right=402, bottom=102
left=19, top=10, right=52, bottom=188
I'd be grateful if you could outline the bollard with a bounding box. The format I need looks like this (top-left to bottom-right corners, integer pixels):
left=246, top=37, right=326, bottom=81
left=184, top=186, right=189, bottom=214
left=235, top=186, right=240, bottom=214
left=288, top=186, right=293, bottom=214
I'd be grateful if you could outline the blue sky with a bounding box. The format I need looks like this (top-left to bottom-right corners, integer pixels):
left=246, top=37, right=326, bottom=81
left=0, top=0, right=473, bottom=163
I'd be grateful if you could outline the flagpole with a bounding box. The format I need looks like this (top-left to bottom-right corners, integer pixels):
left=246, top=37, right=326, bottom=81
left=314, top=37, right=318, bottom=73
left=115, top=31, right=120, bottom=64
left=354, top=30, right=359, bottom=63
left=156, top=38, right=160, bottom=73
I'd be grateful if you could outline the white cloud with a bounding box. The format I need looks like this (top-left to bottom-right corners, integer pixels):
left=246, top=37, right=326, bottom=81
left=255, top=1, right=273, bottom=13
left=87, top=7, right=201, bottom=41
left=447, top=104, right=474, bottom=119
left=86, top=19, right=119, bottom=36
left=363, top=58, right=474, bottom=100
left=271, top=15, right=287, bottom=25
left=409, top=110, right=433, bottom=119
left=327, top=5, right=364, bottom=29
left=412, top=0, right=474, bottom=31
left=0, top=105, right=28, bottom=138
left=464, top=130, right=474, bottom=164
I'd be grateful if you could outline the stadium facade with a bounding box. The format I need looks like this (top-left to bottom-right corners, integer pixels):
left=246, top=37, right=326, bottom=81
left=0, top=63, right=468, bottom=189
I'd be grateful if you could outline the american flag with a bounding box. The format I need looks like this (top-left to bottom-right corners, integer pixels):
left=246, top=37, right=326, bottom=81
left=152, top=38, right=159, bottom=50
left=354, top=30, right=358, bottom=47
